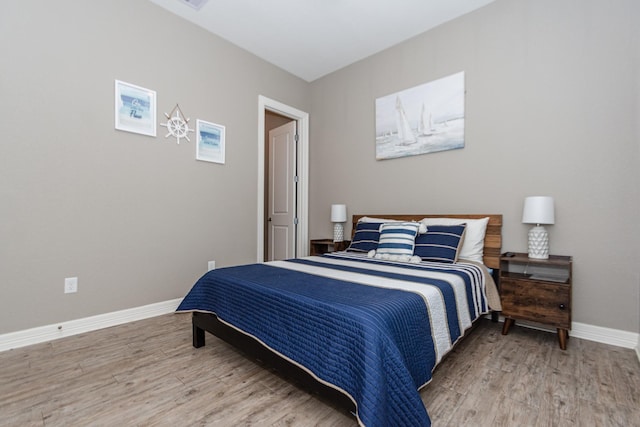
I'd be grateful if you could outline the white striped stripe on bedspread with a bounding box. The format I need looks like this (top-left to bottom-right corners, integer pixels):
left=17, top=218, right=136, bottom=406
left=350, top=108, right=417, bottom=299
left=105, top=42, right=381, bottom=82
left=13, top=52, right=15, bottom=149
left=268, top=253, right=488, bottom=364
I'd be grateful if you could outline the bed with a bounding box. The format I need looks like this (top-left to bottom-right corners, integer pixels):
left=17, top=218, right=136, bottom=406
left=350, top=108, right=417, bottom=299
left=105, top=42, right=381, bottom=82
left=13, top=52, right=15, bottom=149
left=177, top=214, right=502, bottom=426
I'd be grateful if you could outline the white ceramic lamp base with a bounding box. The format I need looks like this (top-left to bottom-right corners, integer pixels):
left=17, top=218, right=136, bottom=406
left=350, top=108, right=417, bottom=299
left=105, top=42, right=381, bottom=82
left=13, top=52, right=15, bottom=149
left=528, top=225, right=549, bottom=259
left=333, top=223, right=344, bottom=242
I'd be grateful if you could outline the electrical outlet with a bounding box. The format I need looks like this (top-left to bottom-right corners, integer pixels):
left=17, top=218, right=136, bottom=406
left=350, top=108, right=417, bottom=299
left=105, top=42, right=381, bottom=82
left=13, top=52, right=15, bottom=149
left=208, top=260, right=216, bottom=271
left=64, top=277, right=78, bottom=293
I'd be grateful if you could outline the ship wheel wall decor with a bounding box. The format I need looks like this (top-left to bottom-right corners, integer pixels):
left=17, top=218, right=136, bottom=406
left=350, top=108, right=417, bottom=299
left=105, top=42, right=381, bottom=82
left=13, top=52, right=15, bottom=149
left=160, top=104, right=194, bottom=144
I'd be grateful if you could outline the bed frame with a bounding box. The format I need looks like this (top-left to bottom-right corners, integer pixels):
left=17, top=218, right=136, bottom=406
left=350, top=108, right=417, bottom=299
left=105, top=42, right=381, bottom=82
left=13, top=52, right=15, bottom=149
left=191, top=213, right=502, bottom=415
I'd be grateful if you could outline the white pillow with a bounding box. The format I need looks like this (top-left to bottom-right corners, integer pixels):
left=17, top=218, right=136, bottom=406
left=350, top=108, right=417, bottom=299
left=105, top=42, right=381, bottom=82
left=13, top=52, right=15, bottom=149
left=357, top=216, right=426, bottom=233
left=420, top=217, right=489, bottom=263
left=357, top=216, right=402, bottom=223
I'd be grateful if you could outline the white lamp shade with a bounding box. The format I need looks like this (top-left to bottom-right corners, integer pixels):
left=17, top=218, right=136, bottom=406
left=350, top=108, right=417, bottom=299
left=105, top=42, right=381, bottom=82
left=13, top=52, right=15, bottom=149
left=331, top=204, right=347, bottom=222
left=522, top=196, right=555, bottom=225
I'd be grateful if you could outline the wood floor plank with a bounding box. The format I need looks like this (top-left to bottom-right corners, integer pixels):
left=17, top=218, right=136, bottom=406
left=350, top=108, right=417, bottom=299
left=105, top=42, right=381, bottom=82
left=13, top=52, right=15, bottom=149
left=421, top=384, right=465, bottom=426
left=1, top=313, right=638, bottom=426
left=541, top=368, right=579, bottom=421
left=608, top=345, right=640, bottom=409
left=491, top=395, right=540, bottom=427
left=576, top=340, right=618, bottom=407
left=505, top=343, right=548, bottom=409
left=576, top=397, right=638, bottom=427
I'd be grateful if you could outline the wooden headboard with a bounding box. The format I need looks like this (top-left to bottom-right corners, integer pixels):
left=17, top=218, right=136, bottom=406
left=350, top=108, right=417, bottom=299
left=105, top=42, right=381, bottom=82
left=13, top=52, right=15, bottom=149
left=351, top=214, right=503, bottom=270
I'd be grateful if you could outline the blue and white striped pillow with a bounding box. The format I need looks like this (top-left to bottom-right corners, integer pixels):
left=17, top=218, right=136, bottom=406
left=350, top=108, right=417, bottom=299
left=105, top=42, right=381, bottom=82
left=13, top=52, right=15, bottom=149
left=414, top=224, right=466, bottom=263
left=347, top=221, right=383, bottom=253
left=376, top=222, right=420, bottom=257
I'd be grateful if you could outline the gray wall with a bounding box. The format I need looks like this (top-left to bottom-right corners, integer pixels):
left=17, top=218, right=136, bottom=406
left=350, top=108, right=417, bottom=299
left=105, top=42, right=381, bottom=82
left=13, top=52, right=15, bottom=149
left=0, top=0, right=309, bottom=334
left=309, top=0, right=640, bottom=333
left=1, top=0, right=638, bottom=337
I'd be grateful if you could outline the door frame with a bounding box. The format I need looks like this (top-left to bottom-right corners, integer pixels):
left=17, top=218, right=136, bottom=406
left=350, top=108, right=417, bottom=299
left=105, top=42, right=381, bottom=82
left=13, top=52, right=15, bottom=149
left=257, top=95, right=309, bottom=262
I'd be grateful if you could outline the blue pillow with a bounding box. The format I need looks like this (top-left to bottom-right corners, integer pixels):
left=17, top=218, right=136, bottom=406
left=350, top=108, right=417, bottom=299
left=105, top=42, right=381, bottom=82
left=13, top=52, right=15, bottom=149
left=376, top=222, right=420, bottom=257
left=414, top=224, right=466, bottom=263
left=347, top=221, right=383, bottom=253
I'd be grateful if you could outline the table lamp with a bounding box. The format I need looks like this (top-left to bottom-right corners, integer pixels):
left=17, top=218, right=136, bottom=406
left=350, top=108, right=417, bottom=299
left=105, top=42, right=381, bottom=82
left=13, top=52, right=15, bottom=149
left=331, top=204, right=347, bottom=242
left=522, top=196, right=555, bottom=259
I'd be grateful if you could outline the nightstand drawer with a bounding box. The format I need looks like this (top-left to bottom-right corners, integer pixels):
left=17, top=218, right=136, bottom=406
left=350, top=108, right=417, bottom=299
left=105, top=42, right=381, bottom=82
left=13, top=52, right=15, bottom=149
left=501, top=279, right=570, bottom=328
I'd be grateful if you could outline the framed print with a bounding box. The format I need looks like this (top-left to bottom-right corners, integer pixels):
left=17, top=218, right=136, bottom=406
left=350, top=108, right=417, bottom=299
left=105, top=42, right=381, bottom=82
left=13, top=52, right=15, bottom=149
left=196, top=119, right=225, bottom=164
left=375, top=71, right=465, bottom=160
left=114, top=80, right=157, bottom=136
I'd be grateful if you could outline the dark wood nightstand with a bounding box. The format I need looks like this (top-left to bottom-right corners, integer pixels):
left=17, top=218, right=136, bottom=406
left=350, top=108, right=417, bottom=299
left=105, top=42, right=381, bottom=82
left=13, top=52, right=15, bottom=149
left=499, top=252, right=572, bottom=349
left=309, top=239, right=350, bottom=256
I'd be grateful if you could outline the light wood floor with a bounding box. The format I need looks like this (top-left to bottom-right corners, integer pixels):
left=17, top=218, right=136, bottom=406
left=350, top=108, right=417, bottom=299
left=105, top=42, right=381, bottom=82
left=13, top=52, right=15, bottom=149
left=1, top=313, right=638, bottom=426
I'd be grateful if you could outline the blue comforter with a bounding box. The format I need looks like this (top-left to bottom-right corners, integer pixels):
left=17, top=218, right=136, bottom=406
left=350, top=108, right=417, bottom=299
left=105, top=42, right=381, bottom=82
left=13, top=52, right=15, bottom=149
left=177, top=253, right=489, bottom=426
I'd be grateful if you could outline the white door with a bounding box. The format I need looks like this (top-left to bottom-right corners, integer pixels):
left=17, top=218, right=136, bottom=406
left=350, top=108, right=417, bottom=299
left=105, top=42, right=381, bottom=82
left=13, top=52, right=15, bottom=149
left=267, top=121, right=297, bottom=261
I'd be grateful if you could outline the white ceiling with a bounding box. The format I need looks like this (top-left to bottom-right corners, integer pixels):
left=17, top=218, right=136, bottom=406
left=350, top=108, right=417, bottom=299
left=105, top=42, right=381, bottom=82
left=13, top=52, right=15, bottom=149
left=149, top=0, right=495, bottom=82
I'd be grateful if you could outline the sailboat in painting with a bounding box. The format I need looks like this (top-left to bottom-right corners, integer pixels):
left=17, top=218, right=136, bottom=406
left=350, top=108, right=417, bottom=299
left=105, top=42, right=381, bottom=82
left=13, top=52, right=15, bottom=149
left=395, top=96, right=416, bottom=145
left=417, top=103, right=435, bottom=137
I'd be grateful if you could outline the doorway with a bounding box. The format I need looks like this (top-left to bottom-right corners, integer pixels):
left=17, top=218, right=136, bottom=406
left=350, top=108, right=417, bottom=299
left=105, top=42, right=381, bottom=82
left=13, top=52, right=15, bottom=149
left=257, top=96, right=309, bottom=262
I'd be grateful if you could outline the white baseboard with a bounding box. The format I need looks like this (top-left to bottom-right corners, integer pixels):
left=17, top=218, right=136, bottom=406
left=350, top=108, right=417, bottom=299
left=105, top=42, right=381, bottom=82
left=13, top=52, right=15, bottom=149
left=0, top=298, right=182, bottom=352
left=570, top=321, right=639, bottom=350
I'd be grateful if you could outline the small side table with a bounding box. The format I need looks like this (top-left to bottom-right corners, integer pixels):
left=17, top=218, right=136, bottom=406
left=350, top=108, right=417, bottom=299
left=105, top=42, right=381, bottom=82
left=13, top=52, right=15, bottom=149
left=309, top=239, right=350, bottom=256
left=499, top=252, right=572, bottom=349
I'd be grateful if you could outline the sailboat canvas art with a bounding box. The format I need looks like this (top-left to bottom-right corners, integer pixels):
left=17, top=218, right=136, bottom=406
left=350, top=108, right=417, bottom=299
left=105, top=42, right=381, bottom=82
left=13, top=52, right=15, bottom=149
left=375, top=72, right=465, bottom=160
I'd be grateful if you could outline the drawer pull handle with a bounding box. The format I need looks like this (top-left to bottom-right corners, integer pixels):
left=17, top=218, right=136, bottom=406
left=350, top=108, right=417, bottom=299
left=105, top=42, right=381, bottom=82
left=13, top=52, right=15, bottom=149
left=559, top=304, right=566, bottom=310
